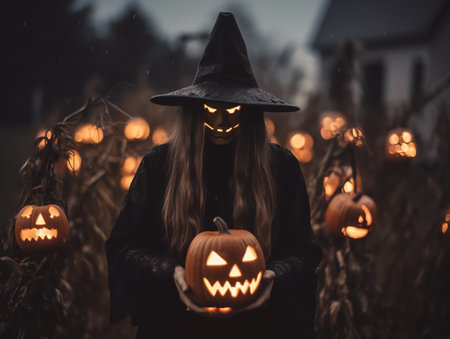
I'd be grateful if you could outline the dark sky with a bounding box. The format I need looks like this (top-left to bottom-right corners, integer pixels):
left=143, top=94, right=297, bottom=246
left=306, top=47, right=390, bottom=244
left=75, top=0, right=329, bottom=98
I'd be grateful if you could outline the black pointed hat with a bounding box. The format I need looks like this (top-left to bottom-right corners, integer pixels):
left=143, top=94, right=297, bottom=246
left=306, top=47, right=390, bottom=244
left=150, top=12, right=299, bottom=112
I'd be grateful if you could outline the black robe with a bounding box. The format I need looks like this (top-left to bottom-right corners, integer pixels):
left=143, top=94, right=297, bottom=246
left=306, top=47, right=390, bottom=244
left=105, top=140, right=322, bottom=339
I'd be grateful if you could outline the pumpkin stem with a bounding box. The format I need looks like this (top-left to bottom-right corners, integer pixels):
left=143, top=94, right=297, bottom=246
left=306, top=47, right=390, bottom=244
left=352, top=192, right=363, bottom=202
left=213, top=217, right=230, bottom=235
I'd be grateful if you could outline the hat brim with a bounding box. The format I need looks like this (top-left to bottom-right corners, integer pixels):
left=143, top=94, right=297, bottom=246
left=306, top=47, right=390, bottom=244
left=150, top=81, right=299, bottom=112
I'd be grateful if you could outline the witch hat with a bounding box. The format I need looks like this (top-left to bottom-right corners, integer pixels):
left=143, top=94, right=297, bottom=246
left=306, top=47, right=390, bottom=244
left=150, top=12, right=299, bottom=112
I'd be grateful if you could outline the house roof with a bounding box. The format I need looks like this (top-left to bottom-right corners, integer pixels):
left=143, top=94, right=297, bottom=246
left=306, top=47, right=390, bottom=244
left=312, top=0, right=448, bottom=54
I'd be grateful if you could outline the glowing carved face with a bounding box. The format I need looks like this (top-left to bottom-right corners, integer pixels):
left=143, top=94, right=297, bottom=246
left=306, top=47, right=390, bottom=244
left=185, top=218, right=266, bottom=308
left=15, top=204, right=69, bottom=254
left=203, top=246, right=263, bottom=298
left=325, top=193, right=377, bottom=240
left=203, top=103, right=241, bottom=145
left=341, top=204, right=373, bottom=239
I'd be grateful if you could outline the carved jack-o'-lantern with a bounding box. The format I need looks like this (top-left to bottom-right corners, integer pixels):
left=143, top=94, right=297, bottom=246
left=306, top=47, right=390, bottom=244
left=15, top=204, right=69, bottom=254
left=385, top=128, right=417, bottom=160
left=185, top=217, right=265, bottom=309
left=325, top=193, right=377, bottom=239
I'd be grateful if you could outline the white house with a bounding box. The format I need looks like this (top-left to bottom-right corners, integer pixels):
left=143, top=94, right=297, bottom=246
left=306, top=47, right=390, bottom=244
left=311, top=0, right=450, bottom=142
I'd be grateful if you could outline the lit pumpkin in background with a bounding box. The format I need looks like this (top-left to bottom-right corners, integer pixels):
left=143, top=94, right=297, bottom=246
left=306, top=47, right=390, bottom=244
left=151, top=127, right=169, bottom=145
left=15, top=204, right=69, bottom=254
left=320, top=111, right=347, bottom=140
left=442, top=209, right=450, bottom=234
left=185, top=217, right=265, bottom=309
left=288, top=132, right=314, bottom=163
left=323, top=166, right=362, bottom=200
left=74, top=123, right=104, bottom=144
left=66, top=150, right=82, bottom=175
left=124, top=118, right=150, bottom=141
left=385, top=128, right=417, bottom=160
left=325, top=193, right=377, bottom=239
left=120, top=156, right=142, bottom=190
left=344, top=127, right=365, bottom=147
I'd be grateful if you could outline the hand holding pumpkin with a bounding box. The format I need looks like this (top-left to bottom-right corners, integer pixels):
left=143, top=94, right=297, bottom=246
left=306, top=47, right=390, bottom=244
left=174, top=265, right=210, bottom=315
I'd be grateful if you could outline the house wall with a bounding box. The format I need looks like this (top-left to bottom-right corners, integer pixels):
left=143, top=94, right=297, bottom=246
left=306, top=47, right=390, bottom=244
left=429, top=4, right=450, bottom=106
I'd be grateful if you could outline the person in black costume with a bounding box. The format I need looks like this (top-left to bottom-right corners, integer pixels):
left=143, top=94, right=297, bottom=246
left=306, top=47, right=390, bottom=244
left=105, top=12, right=322, bottom=339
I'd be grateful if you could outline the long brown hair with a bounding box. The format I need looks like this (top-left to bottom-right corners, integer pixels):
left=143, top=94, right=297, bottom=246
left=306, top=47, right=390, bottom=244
left=162, top=104, right=275, bottom=258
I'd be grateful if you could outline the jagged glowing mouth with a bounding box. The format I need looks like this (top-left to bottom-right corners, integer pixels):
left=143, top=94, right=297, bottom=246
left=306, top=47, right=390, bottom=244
left=20, top=227, right=58, bottom=242
left=203, top=271, right=262, bottom=297
left=204, top=123, right=240, bottom=134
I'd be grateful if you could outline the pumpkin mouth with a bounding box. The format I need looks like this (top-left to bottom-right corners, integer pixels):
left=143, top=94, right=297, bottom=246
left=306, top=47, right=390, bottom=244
left=203, top=271, right=262, bottom=298
left=20, top=227, right=58, bottom=242
left=341, top=226, right=368, bottom=239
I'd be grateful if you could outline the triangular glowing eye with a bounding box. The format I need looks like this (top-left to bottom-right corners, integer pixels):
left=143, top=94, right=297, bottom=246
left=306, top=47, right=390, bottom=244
left=242, top=245, right=257, bottom=262
left=206, top=251, right=227, bottom=266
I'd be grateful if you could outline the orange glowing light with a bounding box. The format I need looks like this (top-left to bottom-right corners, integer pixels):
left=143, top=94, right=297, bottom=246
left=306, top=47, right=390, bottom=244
left=74, top=124, right=104, bottom=144
left=320, top=111, right=347, bottom=140
left=288, top=132, right=314, bottom=163
left=36, top=129, right=53, bottom=149
left=205, top=307, right=232, bottom=314
left=206, top=250, right=228, bottom=266
left=151, top=127, right=169, bottom=145
left=66, top=150, right=81, bottom=173
left=291, top=148, right=313, bottom=163
left=344, top=127, right=364, bottom=147
left=341, top=227, right=369, bottom=239
left=203, top=271, right=262, bottom=298
left=229, top=264, right=242, bottom=278
left=386, top=128, right=417, bottom=159
left=20, top=227, right=58, bottom=242
left=290, top=133, right=306, bottom=149
left=226, top=105, right=241, bottom=114
left=122, top=156, right=140, bottom=175
left=124, top=118, right=150, bottom=141
left=242, top=245, right=257, bottom=262
left=120, top=176, right=134, bottom=190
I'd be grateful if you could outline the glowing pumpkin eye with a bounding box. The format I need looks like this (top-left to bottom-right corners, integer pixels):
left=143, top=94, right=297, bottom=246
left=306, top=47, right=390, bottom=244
left=49, top=206, right=60, bottom=218
left=242, top=245, right=257, bottom=262
left=361, top=205, right=372, bottom=226
left=21, top=206, right=33, bottom=219
left=206, top=250, right=227, bottom=266
left=204, top=104, right=217, bottom=113
left=226, top=105, right=241, bottom=114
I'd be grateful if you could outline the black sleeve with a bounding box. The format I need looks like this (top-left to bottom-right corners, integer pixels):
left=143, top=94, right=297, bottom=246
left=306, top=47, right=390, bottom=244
left=266, top=146, right=322, bottom=337
left=105, top=146, right=181, bottom=325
